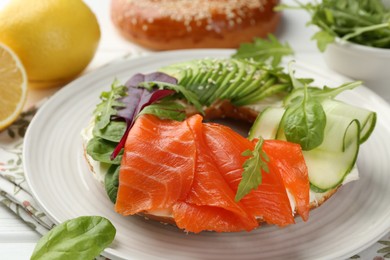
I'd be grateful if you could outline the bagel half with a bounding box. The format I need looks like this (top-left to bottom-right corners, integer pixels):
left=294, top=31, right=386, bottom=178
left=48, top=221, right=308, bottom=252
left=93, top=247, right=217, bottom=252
left=110, top=0, right=281, bottom=50
left=82, top=101, right=359, bottom=226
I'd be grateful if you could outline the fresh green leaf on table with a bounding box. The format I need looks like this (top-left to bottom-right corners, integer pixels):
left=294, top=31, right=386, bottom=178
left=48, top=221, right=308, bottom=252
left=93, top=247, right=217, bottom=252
left=31, top=216, right=116, bottom=260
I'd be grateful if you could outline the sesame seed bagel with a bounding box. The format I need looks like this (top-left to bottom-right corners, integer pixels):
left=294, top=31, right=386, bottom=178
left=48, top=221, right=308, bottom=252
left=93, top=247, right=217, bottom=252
left=110, top=0, right=281, bottom=50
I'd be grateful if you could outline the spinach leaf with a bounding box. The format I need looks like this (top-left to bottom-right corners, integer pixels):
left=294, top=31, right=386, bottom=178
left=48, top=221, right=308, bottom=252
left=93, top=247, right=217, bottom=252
left=105, top=164, right=120, bottom=203
left=93, top=121, right=126, bottom=143
left=282, top=63, right=326, bottom=151
left=283, top=97, right=326, bottom=151
left=86, top=137, right=122, bottom=164
left=31, top=216, right=116, bottom=260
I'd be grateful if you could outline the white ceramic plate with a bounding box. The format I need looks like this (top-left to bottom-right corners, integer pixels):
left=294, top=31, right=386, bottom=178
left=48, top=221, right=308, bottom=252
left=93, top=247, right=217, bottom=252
left=24, top=50, right=390, bottom=260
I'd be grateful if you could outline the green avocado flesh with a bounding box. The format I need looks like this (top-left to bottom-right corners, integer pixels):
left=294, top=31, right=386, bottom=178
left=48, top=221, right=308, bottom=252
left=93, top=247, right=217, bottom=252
left=159, top=58, right=291, bottom=107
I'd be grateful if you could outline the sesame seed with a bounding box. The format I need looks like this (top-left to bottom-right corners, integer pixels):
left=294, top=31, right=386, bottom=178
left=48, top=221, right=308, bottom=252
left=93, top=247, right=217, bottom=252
left=208, top=78, right=216, bottom=84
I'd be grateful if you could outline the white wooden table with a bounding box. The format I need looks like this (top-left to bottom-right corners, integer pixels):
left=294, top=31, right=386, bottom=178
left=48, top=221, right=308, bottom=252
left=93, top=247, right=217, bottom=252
left=0, top=1, right=389, bottom=259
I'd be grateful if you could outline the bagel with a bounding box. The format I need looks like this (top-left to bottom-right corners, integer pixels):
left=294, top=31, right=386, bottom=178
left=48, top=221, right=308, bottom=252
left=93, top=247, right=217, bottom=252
left=82, top=59, right=368, bottom=232
left=110, top=0, right=281, bottom=50
left=81, top=100, right=357, bottom=227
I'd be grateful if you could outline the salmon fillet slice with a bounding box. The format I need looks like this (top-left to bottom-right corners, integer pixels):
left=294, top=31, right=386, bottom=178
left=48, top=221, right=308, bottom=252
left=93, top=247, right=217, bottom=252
left=115, top=114, right=196, bottom=215
left=263, top=140, right=310, bottom=221
left=171, top=115, right=258, bottom=232
left=203, top=123, right=307, bottom=226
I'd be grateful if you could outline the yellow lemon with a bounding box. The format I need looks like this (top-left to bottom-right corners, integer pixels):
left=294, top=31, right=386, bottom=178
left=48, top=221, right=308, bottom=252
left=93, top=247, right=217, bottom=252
left=0, top=0, right=100, bottom=88
left=0, top=43, right=28, bottom=130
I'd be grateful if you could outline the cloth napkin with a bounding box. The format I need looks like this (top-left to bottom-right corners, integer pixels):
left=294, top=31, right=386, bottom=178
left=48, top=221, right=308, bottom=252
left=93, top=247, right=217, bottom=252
left=0, top=103, right=55, bottom=236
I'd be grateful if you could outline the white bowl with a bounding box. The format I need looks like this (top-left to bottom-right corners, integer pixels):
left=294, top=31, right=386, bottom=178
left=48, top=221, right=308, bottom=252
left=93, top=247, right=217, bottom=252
left=323, top=39, right=390, bottom=81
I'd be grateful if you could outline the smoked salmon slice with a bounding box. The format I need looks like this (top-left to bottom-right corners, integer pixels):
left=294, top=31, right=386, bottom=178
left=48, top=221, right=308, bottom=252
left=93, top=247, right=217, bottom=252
left=171, top=115, right=258, bottom=233
left=263, top=140, right=310, bottom=221
left=203, top=123, right=296, bottom=226
left=173, top=202, right=256, bottom=233
left=115, top=114, right=196, bottom=215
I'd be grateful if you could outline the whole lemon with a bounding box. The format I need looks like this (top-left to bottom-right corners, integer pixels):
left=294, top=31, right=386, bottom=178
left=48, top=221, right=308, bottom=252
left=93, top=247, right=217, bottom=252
left=0, top=0, right=100, bottom=87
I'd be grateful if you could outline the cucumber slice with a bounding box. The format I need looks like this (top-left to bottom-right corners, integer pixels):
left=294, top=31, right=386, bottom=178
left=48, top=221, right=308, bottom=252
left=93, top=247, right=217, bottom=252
left=305, top=117, right=359, bottom=191
left=248, top=107, right=284, bottom=140
left=322, top=99, right=376, bottom=144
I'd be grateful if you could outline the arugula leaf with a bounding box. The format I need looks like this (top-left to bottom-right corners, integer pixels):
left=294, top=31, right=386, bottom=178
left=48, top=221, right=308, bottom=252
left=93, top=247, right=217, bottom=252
left=94, top=80, right=127, bottom=130
left=235, top=138, right=269, bottom=202
left=311, top=31, right=336, bottom=52
left=31, top=216, right=116, bottom=260
left=232, top=34, right=294, bottom=67
left=283, top=81, right=362, bottom=106
left=277, top=0, right=390, bottom=50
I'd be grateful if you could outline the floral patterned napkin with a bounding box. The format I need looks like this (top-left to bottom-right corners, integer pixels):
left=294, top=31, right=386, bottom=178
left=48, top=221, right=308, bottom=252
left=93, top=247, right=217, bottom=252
left=0, top=104, right=55, bottom=236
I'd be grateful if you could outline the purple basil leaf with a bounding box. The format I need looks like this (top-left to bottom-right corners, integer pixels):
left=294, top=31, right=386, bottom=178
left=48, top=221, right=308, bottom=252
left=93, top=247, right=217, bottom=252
left=110, top=72, right=178, bottom=160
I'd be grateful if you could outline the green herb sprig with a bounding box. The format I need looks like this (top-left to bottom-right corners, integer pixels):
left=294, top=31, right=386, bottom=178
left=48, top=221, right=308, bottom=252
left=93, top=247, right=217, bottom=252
left=276, top=0, right=390, bottom=51
left=232, top=34, right=294, bottom=67
left=235, top=138, right=269, bottom=202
